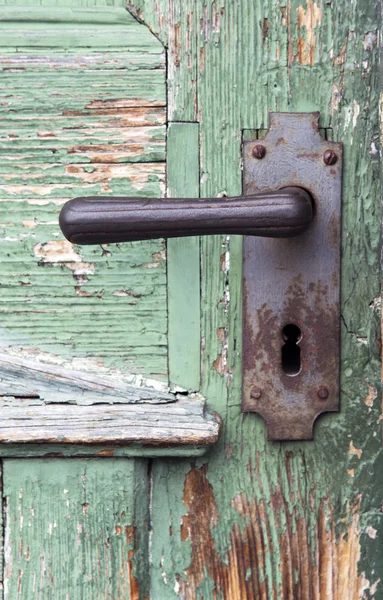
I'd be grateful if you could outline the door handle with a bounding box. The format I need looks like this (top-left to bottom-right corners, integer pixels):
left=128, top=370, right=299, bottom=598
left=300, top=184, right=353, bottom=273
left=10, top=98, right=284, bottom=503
left=59, top=186, right=313, bottom=245
left=58, top=112, right=342, bottom=442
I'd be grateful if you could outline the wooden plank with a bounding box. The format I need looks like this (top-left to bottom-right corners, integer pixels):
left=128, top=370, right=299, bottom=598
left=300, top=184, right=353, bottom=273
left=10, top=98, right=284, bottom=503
left=0, top=350, right=174, bottom=402
left=167, top=123, right=200, bottom=391
left=0, top=4, right=168, bottom=383
left=0, top=398, right=221, bottom=450
left=128, top=1, right=383, bottom=597
left=0, top=7, right=165, bottom=51
left=3, top=458, right=150, bottom=599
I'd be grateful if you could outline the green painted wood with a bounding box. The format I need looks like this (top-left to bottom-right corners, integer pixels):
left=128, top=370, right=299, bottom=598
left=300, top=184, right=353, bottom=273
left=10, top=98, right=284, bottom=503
left=167, top=123, right=200, bottom=391
left=0, top=3, right=168, bottom=382
left=1, top=0, right=382, bottom=597
left=128, top=1, right=383, bottom=597
left=3, top=458, right=150, bottom=599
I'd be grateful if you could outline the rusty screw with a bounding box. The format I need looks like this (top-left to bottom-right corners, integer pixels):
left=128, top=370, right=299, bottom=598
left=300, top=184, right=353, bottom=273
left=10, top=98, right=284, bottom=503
left=252, top=145, right=266, bottom=160
left=317, top=386, right=329, bottom=400
left=250, top=387, right=262, bottom=400
left=323, top=149, right=338, bottom=166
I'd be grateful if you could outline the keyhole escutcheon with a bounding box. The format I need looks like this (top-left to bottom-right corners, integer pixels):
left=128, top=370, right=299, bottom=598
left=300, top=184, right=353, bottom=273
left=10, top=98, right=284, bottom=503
left=282, top=324, right=302, bottom=376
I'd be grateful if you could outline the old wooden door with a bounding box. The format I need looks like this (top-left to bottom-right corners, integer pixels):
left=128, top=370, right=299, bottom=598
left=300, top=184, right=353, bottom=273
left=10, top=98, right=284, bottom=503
left=0, top=0, right=381, bottom=598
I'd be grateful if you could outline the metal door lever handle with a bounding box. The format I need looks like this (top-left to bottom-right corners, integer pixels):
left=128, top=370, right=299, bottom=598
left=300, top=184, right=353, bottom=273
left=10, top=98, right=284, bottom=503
left=59, top=187, right=313, bottom=245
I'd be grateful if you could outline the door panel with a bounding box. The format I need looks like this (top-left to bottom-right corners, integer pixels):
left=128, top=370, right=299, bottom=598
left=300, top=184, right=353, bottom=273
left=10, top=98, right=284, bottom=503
left=0, top=4, right=161, bottom=598
left=0, top=4, right=167, bottom=381
left=3, top=459, right=149, bottom=599
left=1, top=0, right=382, bottom=598
left=127, top=1, right=382, bottom=598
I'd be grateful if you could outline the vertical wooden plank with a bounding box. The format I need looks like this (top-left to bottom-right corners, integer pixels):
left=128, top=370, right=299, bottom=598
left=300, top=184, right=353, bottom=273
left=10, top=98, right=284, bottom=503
left=167, top=123, right=200, bottom=391
left=129, top=1, right=383, bottom=597
left=3, top=459, right=149, bottom=599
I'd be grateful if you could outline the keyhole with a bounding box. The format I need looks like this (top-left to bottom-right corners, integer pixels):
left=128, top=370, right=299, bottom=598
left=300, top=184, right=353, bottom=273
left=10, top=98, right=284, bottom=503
left=282, top=324, right=302, bottom=376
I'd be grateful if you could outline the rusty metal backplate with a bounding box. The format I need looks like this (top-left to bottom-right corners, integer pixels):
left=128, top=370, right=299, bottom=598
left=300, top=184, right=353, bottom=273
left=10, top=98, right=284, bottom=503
left=242, top=112, right=342, bottom=440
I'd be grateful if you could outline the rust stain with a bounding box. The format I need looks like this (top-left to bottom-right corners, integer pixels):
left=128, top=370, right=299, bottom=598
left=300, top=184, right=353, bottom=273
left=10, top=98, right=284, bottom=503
left=262, top=18, right=269, bottom=45
left=123, top=525, right=141, bottom=600
left=307, top=497, right=367, bottom=598
left=296, top=1, right=322, bottom=66
left=85, top=98, right=166, bottom=109
left=127, top=548, right=140, bottom=600
left=125, top=525, right=134, bottom=545
left=66, top=146, right=145, bottom=163
left=179, top=465, right=269, bottom=600
left=243, top=271, right=340, bottom=439
left=179, top=466, right=371, bottom=598
left=333, top=41, right=347, bottom=67
left=90, top=450, right=114, bottom=458
left=62, top=106, right=166, bottom=126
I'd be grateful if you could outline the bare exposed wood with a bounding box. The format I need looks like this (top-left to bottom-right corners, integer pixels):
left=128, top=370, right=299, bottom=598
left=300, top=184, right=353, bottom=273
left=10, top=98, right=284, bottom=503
left=0, top=397, right=221, bottom=450
left=0, top=351, right=175, bottom=403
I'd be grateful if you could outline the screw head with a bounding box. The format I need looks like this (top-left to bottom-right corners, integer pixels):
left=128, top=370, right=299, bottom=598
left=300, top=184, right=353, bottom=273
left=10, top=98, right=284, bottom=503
left=252, top=145, right=266, bottom=160
left=250, top=387, right=262, bottom=400
left=323, top=149, right=338, bottom=166
left=317, top=386, right=329, bottom=400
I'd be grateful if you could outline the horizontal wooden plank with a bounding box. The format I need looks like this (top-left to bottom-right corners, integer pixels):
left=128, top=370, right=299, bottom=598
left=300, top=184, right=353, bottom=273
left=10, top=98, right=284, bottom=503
left=0, top=7, right=165, bottom=52
left=1, top=0, right=127, bottom=6
left=0, top=6, right=152, bottom=25
left=0, top=398, right=221, bottom=452
left=0, top=51, right=164, bottom=70
left=0, top=13, right=167, bottom=380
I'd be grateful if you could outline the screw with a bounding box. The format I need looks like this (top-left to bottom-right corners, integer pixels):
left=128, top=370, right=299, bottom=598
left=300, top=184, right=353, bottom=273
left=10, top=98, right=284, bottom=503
left=252, top=145, right=266, bottom=160
left=250, top=387, right=262, bottom=400
left=317, top=386, right=329, bottom=400
left=323, top=149, right=338, bottom=166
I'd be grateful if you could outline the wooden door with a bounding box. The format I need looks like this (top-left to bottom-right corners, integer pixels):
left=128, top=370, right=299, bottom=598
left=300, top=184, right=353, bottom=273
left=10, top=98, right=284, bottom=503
left=0, top=0, right=381, bottom=599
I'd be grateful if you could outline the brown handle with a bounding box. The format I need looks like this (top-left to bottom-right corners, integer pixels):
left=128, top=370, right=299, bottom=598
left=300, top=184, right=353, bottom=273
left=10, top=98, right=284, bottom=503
left=59, top=187, right=313, bottom=245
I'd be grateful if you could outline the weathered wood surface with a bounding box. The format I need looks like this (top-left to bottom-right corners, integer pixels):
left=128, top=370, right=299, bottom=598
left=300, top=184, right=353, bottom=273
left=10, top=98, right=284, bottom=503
left=0, top=351, right=174, bottom=403
left=0, top=350, right=223, bottom=453
left=3, top=459, right=150, bottom=599
left=0, top=397, right=221, bottom=449
left=0, top=4, right=168, bottom=384
left=127, top=1, right=382, bottom=598
left=1, top=0, right=382, bottom=598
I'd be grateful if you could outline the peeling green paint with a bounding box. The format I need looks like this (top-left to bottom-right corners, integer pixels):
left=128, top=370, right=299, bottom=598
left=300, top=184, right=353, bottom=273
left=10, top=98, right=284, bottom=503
left=0, top=0, right=382, bottom=597
left=0, top=3, right=168, bottom=380
left=133, top=0, right=383, bottom=597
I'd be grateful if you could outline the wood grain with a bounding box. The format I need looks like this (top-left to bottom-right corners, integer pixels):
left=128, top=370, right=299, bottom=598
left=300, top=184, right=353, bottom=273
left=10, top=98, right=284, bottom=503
left=3, top=458, right=150, bottom=599
left=0, top=5, right=167, bottom=383
left=128, top=0, right=383, bottom=597
left=0, top=398, right=221, bottom=451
